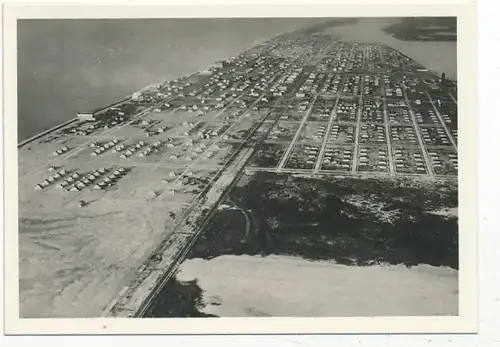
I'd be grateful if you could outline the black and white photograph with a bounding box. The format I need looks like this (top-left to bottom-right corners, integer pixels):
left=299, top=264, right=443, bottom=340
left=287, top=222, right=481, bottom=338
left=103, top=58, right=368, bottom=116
left=2, top=2, right=478, bottom=336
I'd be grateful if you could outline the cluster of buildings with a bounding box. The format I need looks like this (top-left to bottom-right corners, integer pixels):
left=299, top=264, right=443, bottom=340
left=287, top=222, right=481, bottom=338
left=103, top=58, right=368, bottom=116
left=286, top=144, right=320, bottom=169
left=414, top=109, right=440, bottom=125
left=393, top=148, right=426, bottom=174
left=313, top=124, right=328, bottom=140
left=118, top=141, right=147, bottom=159
left=363, top=75, right=382, bottom=96
left=319, top=74, right=342, bottom=94
left=90, top=139, right=121, bottom=156
left=421, top=127, right=451, bottom=146
left=361, top=99, right=383, bottom=123
left=342, top=75, right=361, bottom=95
left=329, top=124, right=354, bottom=142
left=360, top=124, right=386, bottom=144
left=52, top=146, right=69, bottom=157
left=390, top=126, right=418, bottom=145
left=388, top=106, right=411, bottom=124
left=33, top=168, right=69, bottom=190
left=41, top=166, right=129, bottom=192
left=427, top=150, right=458, bottom=175
left=37, top=35, right=460, bottom=203
left=452, top=129, right=458, bottom=144
left=323, top=147, right=352, bottom=170
left=348, top=45, right=365, bottom=70
left=336, top=100, right=358, bottom=122
left=358, top=147, right=387, bottom=171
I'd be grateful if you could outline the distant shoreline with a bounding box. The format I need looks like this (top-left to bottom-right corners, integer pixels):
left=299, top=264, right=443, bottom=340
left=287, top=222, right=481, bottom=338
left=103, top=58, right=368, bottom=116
left=383, top=18, right=457, bottom=42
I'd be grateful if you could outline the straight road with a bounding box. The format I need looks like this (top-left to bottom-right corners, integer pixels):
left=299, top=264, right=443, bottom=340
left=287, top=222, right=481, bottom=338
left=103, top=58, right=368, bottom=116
left=425, top=90, right=458, bottom=152
left=276, top=93, right=319, bottom=171
left=313, top=47, right=346, bottom=173
left=403, top=87, right=434, bottom=177
left=314, top=94, right=341, bottom=173
left=351, top=78, right=365, bottom=174
left=381, top=78, right=395, bottom=175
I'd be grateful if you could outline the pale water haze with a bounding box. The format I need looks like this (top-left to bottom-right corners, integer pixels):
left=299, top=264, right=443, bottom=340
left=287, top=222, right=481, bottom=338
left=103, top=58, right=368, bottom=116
left=17, top=18, right=456, bottom=141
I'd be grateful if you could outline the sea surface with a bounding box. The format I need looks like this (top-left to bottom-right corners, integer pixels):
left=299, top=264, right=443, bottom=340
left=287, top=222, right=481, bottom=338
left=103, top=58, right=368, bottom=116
left=17, top=18, right=456, bottom=141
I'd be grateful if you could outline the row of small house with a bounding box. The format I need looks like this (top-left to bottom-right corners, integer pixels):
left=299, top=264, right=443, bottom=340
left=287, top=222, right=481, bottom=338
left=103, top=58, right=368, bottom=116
left=297, top=71, right=325, bottom=95
left=391, top=127, right=418, bottom=145
left=342, top=76, right=361, bottom=95
left=323, top=147, right=351, bottom=169
left=313, top=124, right=328, bottom=141
left=320, top=74, right=342, bottom=93
left=52, top=146, right=70, bottom=157
left=359, top=148, right=387, bottom=170
left=388, top=108, right=411, bottom=124
left=421, top=128, right=451, bottom=146
left=363, top=75, right=381, bottom=95
left=89, top=139, right=121, bottom=156
left=428, top=151, right=458, bottom=171
left=361, top=107, right=383, bottom=123
left=440, top=112, right=453, bottom=125
left=116, top=141, right=162, bottom=159
left=288, top=144, right=321, bottom=167
left=394, top=149, right=427, bottom=173
left=62, top=167, right=128, bottom=192
left=360, top=124, right=385, bottom=144
left=385, top=86, right=403, bottom=98
left=336, top=101, right=358, bottom=118
left=329, top=125, right=354, bottom=142
left=34, top=168, right=69, bottom=190
left=415, top=109, right=440, bottom=125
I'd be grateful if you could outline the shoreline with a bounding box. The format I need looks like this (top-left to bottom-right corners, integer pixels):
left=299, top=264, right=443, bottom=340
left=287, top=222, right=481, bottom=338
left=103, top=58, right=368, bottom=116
left=170, top=254, right=458, bottom=317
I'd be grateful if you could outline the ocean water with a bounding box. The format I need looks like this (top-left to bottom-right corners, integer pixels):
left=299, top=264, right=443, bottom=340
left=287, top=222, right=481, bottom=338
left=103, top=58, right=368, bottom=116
left=17, top=18, right=456, bottom=141
left=320, top=18, right=457, bottom=79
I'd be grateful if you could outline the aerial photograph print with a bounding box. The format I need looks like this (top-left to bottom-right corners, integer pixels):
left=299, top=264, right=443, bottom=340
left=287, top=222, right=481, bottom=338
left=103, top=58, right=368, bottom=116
left=16, top=17, right=459, bottom=320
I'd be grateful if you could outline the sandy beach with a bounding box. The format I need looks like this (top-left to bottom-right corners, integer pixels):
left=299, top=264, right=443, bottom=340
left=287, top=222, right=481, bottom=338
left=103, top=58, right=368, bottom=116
left=176, top=254, right=458, bottom=317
